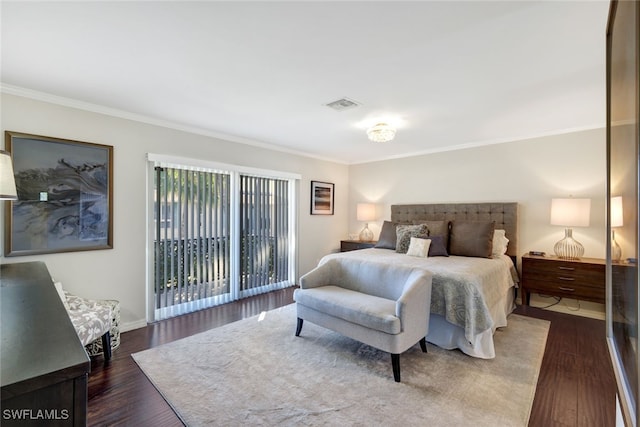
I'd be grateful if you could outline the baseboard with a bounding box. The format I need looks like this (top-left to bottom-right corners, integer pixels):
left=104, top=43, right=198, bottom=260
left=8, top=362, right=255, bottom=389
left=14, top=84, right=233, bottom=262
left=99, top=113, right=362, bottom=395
left=121, top=319, right=148, bottom=333
left=521, top=293, right=605, bottom=320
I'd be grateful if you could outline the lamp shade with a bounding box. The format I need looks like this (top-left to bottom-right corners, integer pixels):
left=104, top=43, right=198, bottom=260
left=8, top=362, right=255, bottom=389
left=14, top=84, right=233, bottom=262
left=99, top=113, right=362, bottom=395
left=0, top=151, right=17, bottom=201
left=611, top=196, right=624, bottom=228
left=550, top=198, right=591, bottom=227
left=356, top=203, right=376, bottom=221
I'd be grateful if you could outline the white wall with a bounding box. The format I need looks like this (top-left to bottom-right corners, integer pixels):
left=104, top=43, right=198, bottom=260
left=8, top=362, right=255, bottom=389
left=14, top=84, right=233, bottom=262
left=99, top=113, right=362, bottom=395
left=348, top=128, right=606, bottom=258
left=1, top=93, right=608, bottom=327
left=348, top=128, right=607, bottom=317
left=0, top=94, right=349, bottom=330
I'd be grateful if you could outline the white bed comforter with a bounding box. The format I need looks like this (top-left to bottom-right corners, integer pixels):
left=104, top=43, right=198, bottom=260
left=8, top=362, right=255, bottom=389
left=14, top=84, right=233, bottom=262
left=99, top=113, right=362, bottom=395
left=320, top=248, right=519, bottom=343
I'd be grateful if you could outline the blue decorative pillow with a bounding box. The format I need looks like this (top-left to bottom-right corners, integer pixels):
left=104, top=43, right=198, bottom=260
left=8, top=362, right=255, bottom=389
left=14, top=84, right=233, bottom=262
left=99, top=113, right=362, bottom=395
left=426, top=235, right=449, bottom=257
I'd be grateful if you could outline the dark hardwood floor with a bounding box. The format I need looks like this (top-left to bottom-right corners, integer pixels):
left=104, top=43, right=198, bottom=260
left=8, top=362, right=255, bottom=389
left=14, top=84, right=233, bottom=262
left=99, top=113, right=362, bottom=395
left=87, top=289, right=616, bottom=426
left=514, top=304, right=617, bottom=427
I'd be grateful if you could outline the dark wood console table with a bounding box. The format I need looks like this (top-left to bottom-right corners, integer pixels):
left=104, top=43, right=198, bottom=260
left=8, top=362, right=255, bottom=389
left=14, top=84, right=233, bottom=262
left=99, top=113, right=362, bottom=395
left=1, top=261, right=90, bottom=426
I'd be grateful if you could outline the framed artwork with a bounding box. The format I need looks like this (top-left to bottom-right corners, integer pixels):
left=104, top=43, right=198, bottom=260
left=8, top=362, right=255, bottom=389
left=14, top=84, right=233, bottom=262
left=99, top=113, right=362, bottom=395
left=4, top=131, right=114, bottom=256
left=310, top=181, right=334, bottom=215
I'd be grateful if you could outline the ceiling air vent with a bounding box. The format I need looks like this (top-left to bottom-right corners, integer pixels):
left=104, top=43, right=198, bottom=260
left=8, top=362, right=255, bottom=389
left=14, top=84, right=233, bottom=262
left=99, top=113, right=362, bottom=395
left=325, top=97, right=361, bottom=111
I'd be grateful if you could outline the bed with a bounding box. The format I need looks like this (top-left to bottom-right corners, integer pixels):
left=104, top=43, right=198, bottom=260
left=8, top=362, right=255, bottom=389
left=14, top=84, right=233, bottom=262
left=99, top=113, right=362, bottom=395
left=321, top=202, right=519, bottom=359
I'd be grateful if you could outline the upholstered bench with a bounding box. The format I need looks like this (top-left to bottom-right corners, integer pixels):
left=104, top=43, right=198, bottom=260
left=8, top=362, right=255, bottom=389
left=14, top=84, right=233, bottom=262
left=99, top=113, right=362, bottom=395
left=294, top=258, right=433, bottom=382
left=82, top=298, right=121, bottom=357
left=54, top=282, right=119, bottom=360
left=64, top=291, right=120, bottom=360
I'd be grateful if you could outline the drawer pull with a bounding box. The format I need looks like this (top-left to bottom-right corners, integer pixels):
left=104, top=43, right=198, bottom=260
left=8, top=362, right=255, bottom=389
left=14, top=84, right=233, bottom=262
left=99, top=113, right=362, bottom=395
left=559, top=286, right=575, bottom=292
left=557, top=276, right=575, bottom=281
left=558, top=266, right=575, bottom=271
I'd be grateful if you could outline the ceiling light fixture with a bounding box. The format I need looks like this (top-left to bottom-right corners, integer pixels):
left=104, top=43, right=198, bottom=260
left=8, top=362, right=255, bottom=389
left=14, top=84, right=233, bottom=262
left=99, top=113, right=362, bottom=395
left=366, top=123, right=396, bottom=143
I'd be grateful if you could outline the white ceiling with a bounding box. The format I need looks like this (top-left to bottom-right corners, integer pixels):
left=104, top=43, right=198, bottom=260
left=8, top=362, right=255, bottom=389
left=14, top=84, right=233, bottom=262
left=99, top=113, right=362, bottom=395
left=1, top=1, right=609, bottom=164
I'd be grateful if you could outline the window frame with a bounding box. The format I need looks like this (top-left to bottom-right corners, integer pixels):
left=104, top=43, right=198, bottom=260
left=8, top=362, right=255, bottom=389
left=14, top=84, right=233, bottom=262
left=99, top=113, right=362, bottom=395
left=146, top=153, right=300, bottom=321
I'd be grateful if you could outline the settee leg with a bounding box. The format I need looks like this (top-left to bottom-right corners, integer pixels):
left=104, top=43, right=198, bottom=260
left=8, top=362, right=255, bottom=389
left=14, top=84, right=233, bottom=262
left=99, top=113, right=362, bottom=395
left=391, top=354, right=401, bottom=382
left=419, top=337, right=427, bottom=353
left=101, top=332, right=112, bottom=361
left=295, top=318, right=304, bottom=336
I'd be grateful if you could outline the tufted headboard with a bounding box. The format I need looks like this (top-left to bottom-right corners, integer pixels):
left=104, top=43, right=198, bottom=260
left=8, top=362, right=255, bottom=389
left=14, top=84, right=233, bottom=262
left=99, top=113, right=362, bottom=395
left=390, top=202, right=519, bottom=258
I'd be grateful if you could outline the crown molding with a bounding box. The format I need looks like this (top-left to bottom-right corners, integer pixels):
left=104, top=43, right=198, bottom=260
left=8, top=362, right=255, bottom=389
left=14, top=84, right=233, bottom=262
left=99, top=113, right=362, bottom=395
left=0, top=83, right=348, bottom=165
left=1, top=83, right=604, bottom=167
left=349, top=124, right=605, bottom=165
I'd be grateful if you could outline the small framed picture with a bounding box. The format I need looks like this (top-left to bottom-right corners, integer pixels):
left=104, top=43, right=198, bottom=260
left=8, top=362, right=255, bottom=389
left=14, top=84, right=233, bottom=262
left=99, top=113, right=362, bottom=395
left=310, top=181, right=334, bottom=215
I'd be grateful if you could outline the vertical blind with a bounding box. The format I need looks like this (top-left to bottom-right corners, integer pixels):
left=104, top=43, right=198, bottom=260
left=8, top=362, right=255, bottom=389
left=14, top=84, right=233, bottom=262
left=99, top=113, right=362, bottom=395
left=151, top=157, right=296, bottom=321
left=154, top=166, right=232, bottom=320
left=239, top=175, right=290, bottom=296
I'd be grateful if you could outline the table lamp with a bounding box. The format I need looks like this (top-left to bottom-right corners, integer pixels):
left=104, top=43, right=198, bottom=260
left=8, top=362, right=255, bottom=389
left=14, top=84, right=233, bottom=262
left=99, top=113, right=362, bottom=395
left=550, top=198, right=590, bottom=259
left=357, top=203, right=376, bottom=241
left=611, top=196, right=623, bottom=261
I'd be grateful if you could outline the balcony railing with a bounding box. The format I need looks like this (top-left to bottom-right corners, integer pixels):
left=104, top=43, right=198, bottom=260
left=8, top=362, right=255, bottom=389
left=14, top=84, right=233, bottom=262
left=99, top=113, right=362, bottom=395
left=154, top=235, right=288, bottom=309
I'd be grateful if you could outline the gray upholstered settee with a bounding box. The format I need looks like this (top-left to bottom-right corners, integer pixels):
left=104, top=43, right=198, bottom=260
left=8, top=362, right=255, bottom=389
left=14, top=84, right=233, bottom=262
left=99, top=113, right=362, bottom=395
left=294, top=257, right=433, bottom=382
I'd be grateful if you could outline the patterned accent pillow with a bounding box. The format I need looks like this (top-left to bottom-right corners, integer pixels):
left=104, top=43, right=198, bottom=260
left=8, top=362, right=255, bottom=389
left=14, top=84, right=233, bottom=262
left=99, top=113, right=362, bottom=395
left=395, top=224, right=429, bottom=254
left=406, top=237, right=432, bottom=258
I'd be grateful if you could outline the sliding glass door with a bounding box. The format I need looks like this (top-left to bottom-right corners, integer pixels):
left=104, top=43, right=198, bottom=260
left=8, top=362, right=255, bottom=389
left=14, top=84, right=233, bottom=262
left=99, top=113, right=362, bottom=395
left=149, top=155, right=298, bottom=321
left=606, top=1, right=639, bottom=425
left=239, top=175, right=291, bottom=297
left=153, top=166, right=233, bottom=320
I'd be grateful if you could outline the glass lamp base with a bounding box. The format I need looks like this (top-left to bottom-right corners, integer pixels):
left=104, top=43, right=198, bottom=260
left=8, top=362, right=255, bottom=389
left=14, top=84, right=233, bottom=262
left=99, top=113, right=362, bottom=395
left=612, top=238, right=622, bottom=262
left=359, top=224, right=373, bottom=242
left=554, top=228, right=584, bottom=259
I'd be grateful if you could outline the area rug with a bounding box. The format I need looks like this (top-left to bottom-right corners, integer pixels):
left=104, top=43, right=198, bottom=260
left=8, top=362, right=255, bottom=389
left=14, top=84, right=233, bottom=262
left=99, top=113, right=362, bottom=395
left=132, top=304, right=549, bottom=426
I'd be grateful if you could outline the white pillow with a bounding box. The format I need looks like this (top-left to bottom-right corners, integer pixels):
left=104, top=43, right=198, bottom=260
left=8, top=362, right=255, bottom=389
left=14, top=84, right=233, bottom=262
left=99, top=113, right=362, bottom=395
left=492, top=229, right=509, bottom=257
left=53, top=281, right=71, bottom=310
left=407, top=237, right=432, bottom=258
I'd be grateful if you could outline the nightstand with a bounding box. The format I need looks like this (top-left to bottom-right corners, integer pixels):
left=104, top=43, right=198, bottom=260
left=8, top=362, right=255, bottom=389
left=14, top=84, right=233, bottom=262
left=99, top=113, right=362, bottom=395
left=340, top=240, right=377, bottom=252
left=521, top=254, right=605, bottom=305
